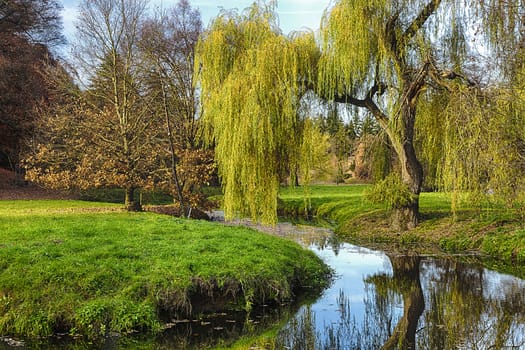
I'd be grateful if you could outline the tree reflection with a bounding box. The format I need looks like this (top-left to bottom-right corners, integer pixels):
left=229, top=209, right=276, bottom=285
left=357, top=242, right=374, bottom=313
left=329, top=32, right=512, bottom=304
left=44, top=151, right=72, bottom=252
left=418, top=258, right=525, bottom=350
left=275, top=253, right=524, bottom=350
left=376, top=254, right=424, bottom=350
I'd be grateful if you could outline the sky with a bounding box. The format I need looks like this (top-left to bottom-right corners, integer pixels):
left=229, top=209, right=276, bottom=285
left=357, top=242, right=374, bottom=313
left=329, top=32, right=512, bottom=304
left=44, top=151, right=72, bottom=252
left=60, top=0, right=333, bottom=44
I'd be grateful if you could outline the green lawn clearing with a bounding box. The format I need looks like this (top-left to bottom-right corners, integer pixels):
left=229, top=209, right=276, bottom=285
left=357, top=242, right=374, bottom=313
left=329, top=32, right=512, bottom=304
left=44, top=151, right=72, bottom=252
left=0, top=200, right=330, bottom=340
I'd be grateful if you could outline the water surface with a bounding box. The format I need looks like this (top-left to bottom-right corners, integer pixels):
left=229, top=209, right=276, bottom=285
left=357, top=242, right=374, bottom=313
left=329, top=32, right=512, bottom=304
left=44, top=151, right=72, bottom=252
left=2, top=223, right=524, bottom=349
left=275, top=239, right=525, bottom=349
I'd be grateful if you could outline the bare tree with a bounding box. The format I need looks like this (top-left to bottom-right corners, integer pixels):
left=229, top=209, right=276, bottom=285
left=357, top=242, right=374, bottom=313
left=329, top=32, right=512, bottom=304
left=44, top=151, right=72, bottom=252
left=71, top=0, right=152, bottom=211
left=139, top=0, right=214, bottom=216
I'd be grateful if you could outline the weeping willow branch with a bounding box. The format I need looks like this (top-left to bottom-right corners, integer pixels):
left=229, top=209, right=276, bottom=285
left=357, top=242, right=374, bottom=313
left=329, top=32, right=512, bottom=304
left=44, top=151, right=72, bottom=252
left=428, top=55, right=479, bottom=90
left=195, top=3, right=319, bottom=223
left=331, top=84, right=390, bottom=130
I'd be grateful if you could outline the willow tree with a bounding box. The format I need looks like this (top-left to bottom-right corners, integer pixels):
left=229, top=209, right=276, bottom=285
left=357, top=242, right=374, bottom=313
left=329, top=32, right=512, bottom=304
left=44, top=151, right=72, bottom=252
left=318, top=0, right=525, bottom=229
left=195, top=3, right=318, bottom=223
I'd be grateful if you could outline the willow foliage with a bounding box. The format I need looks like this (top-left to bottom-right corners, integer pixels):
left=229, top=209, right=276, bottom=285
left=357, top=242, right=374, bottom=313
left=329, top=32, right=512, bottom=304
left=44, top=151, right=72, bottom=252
left=414, top=1, right=525, bottom=209
left=318, top=0, right=524, bottom=94
left=318, top=0, right=391, bottom=99
left=319, top=0, right=525, bottom=214
left=195, top=2, right=319, bottom=223
left=416, top=81, right=525, bottom=210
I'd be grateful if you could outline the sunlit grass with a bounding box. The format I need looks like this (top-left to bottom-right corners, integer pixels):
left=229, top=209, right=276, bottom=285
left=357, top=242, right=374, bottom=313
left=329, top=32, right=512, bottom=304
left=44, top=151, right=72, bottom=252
left=0, top=199, right=121, bottom=216
left=0, top=200, right=330, bottom=340
left=279, top=185, right=524, bottom=266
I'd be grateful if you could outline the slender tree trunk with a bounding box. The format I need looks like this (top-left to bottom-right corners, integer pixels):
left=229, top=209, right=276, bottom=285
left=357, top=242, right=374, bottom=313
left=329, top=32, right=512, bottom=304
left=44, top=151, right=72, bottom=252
left=125, top=186, right=141, bottom=211
left=169, top=148, right=186, bottom=216
left=390, top=82, right=425, bottom=231
left=160, top=81, right=187, bottom=217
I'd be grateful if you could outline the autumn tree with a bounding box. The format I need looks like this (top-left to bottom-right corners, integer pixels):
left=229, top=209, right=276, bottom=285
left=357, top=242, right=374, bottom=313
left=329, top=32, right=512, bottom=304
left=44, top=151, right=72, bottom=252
left=73, top=0, right=155, bottom=210
left=0, top=35, right=49, bottom=171
left=195, top=3, right=319, bottom=223
left=24, top=0, right=155, bottom=211
left=139, top=0, right=214, bottom=216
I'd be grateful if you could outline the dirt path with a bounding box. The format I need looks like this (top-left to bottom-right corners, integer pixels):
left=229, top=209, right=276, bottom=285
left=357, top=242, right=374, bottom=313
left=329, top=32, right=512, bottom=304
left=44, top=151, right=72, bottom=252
left=210, top=210, right=334, bottom=247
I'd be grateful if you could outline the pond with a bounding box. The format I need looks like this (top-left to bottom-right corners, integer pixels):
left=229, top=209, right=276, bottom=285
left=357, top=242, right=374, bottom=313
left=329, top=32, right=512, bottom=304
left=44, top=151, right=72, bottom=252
left=244, top=224, right=525, bottom=350
left=2, top=223, right=524, bottom=349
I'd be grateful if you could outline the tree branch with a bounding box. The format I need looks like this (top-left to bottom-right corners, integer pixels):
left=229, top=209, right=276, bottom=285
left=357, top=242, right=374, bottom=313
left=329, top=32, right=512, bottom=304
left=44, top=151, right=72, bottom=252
left=402, top=0, right=442, bottom=44
left=332, top=82, right=386, bottom=105
left=332, top=83, right=389, bottom=129
left=427, top=56, right=478, bottom=90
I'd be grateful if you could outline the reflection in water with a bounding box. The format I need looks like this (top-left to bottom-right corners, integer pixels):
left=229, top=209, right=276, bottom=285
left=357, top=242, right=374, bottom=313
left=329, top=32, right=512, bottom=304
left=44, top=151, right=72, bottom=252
left=418, top=259, right=525, bottom=350
left=2, top=225, right=523, bottom=349
left=274, top=237, right=525, bottom=350
left=151, top=306, right=297, bottom=349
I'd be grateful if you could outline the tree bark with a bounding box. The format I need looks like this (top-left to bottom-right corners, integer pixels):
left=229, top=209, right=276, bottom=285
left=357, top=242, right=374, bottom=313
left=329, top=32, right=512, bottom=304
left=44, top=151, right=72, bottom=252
left=390, top=67, right=426, bottom=231
left=333, top=79, right=425, bottom=230
left=125, top=186, right=141, bottom=211
left=393, top=138, right=423, bottom=231
left=160, top=81, right=187, bottom=217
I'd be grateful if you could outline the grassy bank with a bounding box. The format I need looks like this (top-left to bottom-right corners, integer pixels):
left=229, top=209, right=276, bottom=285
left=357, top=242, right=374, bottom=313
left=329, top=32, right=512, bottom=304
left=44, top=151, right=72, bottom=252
left=279, top=185, right=525, bottom=267
left=0, top=200, right=330, bottom=340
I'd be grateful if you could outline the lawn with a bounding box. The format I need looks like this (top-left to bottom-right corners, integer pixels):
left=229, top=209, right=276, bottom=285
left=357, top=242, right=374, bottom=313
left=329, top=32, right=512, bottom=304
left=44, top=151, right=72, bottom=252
left=0, top=200, right=330, bottom=340
left=279, top=185, right=525, bottom=267
left=278, top=184, right=375, bottom=222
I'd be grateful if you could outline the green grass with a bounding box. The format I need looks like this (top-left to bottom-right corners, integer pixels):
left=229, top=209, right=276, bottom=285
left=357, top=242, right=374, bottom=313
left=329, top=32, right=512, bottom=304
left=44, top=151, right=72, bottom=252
left=0, top=199, right=121, bottom=213
left=279, top=185, right=525, bottom=268
left=78, top=188, right=174, bottom=205
left=0, top=200, right=330, bottom=340
left=278, top=184, right=375, bottom=223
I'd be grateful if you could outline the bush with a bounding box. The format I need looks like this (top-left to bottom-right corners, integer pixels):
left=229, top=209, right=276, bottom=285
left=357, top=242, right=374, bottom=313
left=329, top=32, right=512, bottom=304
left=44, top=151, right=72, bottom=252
left=364, top=173, right=415, bottom=209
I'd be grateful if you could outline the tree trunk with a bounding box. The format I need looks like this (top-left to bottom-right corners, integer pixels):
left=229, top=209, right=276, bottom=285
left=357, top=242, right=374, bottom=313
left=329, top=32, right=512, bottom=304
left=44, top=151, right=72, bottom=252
left=170, top=156, right=186, bottom=216
left=160, top=81, right=187, bottom=217
left=125, top=186, right=141, bottom=211
left=393, top=142, right=423, bottom=230
left=391, top=98, right=424, bottom=231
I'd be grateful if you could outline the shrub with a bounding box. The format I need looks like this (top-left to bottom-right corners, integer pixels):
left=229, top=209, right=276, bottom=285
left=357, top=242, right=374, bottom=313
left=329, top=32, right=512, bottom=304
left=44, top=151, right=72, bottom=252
left=364, top=173, right=415, bottom=209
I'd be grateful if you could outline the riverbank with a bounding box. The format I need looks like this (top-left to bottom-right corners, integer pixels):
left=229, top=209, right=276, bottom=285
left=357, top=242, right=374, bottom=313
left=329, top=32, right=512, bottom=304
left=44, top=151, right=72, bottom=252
left=0, top=200, right=330, bottom=342
left=279, top=185, right=525, bottom=269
